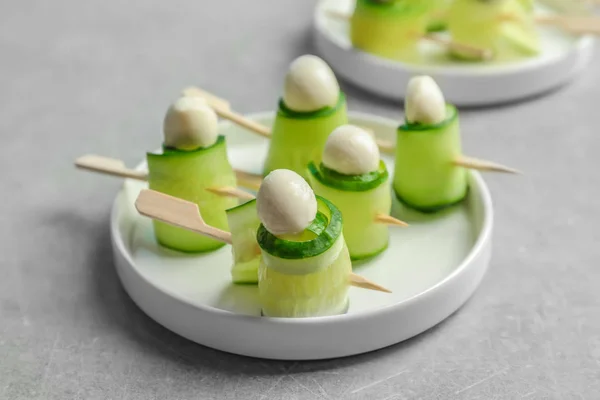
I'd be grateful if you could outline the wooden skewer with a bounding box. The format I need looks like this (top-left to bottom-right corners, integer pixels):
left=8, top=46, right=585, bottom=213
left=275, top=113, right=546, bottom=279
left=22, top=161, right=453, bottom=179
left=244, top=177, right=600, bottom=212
left=325, top=9, right=493, bottom=61
left=453, top=155, right=520, bottom=174
left=185, top=86, right=271, bottom=139
left=135, top=189, right=392, bottom=294
left=374, top=213, right=409, bottom=227
left=74, top=154, right=263, bottom=191
left=206, top=186, right=256, bottom=201
left=75, top=154, right=148, bottom=181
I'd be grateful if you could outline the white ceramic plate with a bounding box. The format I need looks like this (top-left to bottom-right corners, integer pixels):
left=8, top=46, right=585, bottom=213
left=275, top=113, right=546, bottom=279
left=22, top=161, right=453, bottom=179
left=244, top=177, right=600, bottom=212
left=111, top=112, right=493, bottom=360
left=314, top=0, right=595, bottom=106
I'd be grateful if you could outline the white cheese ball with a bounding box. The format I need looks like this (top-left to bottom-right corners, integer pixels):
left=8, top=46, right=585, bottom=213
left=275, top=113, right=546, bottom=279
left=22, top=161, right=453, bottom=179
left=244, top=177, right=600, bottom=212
left=405, top=76, right=447, bottom=125
left=257, top=169, right=318, bottom=236
left=283, top=55, right=340, bottom=112
left=322, top=125, right=380, bottom=175
left=163, top=96, right=218, bottom=150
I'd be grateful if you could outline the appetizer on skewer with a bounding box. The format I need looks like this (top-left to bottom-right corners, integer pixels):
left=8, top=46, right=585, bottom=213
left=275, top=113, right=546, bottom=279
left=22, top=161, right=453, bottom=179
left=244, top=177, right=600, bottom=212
left=393, top=75, right=514, bottom=212
left=447, top=0, right=540, bottom=60
left=256, top=170, right=353, bottom=317
left=308, top=125, right=406, bottom=261
left=263, top=55, right=348, bottom=180
left=147, top=95, right=238, bottom=252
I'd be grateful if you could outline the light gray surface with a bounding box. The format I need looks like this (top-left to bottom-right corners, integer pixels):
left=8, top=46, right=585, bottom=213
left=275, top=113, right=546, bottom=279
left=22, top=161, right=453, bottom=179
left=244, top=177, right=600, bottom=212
left=1, top=1, right=599, bottom=399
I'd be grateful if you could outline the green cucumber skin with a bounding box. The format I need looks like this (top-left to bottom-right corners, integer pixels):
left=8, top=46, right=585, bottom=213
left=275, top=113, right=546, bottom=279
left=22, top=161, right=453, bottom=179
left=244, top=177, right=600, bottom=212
left=307, top=161, right=389, bottom=192
left=226, top=199, right=260, bottom=284
left=147, top=136, right=238, bottom=252
left=308, top=164, right=391, bottom=261
left=262, top=94, right=347, bottom=181
left=257, top=196, right=343, bottom=260
left=393, top=105, right=468, bottom=211
left=350, top=0, right=431, bottom=62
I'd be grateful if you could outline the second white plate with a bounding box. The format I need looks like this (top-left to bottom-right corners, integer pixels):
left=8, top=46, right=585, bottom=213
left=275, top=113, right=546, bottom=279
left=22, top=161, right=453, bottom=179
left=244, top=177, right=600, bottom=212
left=314, top=0, right=595, bottom=106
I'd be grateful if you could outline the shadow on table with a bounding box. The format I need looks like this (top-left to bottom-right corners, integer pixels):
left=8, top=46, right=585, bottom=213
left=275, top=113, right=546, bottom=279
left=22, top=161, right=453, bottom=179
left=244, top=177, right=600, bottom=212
left=83, top=214, right=460, bottom=379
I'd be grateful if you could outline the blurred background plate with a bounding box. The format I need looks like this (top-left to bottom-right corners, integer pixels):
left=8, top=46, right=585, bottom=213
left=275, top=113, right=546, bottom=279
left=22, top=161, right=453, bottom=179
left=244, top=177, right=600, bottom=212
left=314, top=0, right=595, bottom=106
left=111, top=112, right=494, bottom=360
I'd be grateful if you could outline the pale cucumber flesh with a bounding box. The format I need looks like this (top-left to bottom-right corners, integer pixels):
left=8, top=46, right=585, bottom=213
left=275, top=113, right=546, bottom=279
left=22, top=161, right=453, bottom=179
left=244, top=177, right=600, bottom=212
left=259, top=238, right=352, bottom=318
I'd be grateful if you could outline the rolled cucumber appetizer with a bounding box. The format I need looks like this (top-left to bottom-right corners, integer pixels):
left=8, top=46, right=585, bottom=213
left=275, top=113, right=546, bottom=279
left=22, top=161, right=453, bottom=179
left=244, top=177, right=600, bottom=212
left=256, top=169, right=352, bottom=318
left=147, top=96, right=238, bottom=252
left=393, top=76, right=468, bottom=212
left=263, top=55, right=347, bottom=181
left=307, top=125, right=392, bottom=260
left=350, top=0, right=434, bottom=62
left=447, top=0, right=540, bottom=61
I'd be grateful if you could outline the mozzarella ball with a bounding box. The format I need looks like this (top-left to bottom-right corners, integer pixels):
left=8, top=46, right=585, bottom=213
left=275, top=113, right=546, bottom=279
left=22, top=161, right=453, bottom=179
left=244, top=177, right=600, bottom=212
left=257, top=169, right=318, bottom=236
left=283, top=55, right=340, bottom=112
left=405, top=75, right=446, bottom=125
left=322, top=125, right=380, bottom=175
left=163, top=96, right=218, bottom=150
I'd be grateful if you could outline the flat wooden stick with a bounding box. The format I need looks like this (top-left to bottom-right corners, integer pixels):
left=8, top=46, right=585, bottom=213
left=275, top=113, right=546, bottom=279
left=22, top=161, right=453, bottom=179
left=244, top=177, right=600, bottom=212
left=136, top=189, right=232, bottom=243
left=135, top=189, right=391, bottom=293
left=74, top=154, right=263, bottom=190
left=453, top=155, right=520, bottom=174
left=75, top=154, right=148, bottom=181
left=374, top=213, right=409, bottom=227
left=206, top=186, right=256, bottom=201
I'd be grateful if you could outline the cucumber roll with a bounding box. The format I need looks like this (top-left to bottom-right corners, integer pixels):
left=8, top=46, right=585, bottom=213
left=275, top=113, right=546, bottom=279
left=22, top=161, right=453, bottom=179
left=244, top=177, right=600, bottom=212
left=256, top=169, right=352, bottom=318
left=447, top=0, right=540, bottom=61
left=263, top=55, right=347, bottom=181
left=350, top=0, right=433, bottom=62
left=307, top=125, right=392, bottom=260
left=147, top=96, right=238, bottom=252
left=393, top=76, right=468, bottom=212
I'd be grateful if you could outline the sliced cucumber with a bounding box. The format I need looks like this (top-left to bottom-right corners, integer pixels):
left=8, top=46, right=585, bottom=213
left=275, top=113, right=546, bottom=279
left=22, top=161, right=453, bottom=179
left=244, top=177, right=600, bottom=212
left=259, top=238, right=351, bottom=318
left=350, top=0, right=432, bottom=62
left=226, top=199, right=261, bottom=284
left=308, top=161, right=391, bottom=260
left=147, top=136, right=238, bottom=252
left=308, top=160, right=389, bottom=192
left=393, top=105, right=468, bottom=212
left=263, top=93, right=347, bottom=181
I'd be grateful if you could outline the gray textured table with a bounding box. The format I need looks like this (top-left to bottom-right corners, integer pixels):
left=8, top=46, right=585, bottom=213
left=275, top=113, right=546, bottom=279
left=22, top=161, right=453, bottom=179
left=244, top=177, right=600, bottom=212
left=2, top=1, right=599, bottom=399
